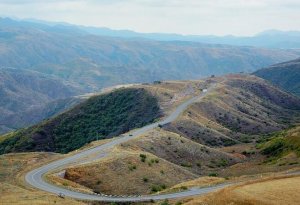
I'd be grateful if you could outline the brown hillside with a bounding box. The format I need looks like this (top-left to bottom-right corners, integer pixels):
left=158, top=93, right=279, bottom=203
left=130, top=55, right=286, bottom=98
left=164, top=75, right=300, bottom=147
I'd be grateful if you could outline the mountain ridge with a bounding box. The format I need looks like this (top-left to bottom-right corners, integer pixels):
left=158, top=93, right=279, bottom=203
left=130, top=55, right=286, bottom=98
left=254, top=58, right=300, bottom=96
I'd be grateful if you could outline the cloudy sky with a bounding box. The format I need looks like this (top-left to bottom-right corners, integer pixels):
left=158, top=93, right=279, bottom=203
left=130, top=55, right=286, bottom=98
left=0, top=0, right=299, bottom=36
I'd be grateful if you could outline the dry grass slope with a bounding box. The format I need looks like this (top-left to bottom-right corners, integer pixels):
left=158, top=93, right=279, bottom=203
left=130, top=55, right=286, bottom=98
left=183, top=175, right=300, bottom=205
left=0, top=153, right=85, bottom=205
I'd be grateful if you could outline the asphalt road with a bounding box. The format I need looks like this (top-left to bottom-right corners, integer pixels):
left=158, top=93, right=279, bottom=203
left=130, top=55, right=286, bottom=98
left=25, top=84, right=231, bottom=202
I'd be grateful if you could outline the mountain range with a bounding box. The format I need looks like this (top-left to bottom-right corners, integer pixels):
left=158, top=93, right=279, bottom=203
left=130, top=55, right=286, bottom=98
left=0, top=17, right=300, bottom=134
left=1, top=17, right=300, bottom=92
left=26, top=18, right=300, bottom=49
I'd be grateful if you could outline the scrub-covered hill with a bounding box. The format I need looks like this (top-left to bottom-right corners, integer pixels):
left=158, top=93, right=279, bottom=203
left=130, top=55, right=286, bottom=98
left=0, top=88, right=161, bottom=153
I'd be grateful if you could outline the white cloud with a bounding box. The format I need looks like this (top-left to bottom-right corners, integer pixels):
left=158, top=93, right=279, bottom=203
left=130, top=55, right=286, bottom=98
left=0, top=0, right=299, bottom=36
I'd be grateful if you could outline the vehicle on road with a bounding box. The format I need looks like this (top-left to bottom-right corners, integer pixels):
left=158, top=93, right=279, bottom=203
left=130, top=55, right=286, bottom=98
left=58, top=193, right=65, bottom=198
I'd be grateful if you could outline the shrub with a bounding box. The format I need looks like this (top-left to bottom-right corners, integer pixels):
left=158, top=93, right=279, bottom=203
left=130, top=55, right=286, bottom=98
left=140, top=154, right=147, bottom=162
left=208, top=173, right=218, bottom=177
left=180, top=186, right=188, bottom=190
left=217, top=159, right=228, bottom=167
left=143, top=177, right=149, bottom=182
left=180, top=162, right=192, bottom=168
left=160, top=199, right=169, bottom=205
left=151, top=184, right=167, bottom=193
left=128, top=164, right=137, bottom=171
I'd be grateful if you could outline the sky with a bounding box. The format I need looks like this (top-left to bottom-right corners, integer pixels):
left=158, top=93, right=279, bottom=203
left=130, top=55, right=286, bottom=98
left=0, top=0, right=299, bottom=36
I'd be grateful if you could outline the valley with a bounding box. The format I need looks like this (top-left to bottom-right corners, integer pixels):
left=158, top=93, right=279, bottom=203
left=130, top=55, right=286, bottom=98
left=0, top=1, right=300, bottom=204
left=2, top=18, right=300, bottom=135
left=1, top=74, right=299, bottom=205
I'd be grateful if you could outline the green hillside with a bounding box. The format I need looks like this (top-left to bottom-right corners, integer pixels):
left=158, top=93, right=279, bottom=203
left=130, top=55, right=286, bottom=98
left=261, top=125, right=300, bottom=159
left=0, top=88, right=161, bottom=154
left=254, top=58, right=300, bottom=96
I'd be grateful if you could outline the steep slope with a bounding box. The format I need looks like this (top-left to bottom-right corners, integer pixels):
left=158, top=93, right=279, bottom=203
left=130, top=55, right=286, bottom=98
left=254, top=58, right=300, bottom=96
left=260, top=125, right=300, bottom=160
left=0, top=68, right=83, bottom=134
left=164, top=75, right=300, bottom=147
left=0, top=88, right=161, bottom=154
left=0, top=18, right=299, bottom=92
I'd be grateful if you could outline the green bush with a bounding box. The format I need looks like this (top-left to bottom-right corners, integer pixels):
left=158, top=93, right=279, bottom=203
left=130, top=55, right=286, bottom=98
left=151, top=184, right=167, bottom=193
left=140, top=154, right=147, bottom=162
left=208, top=173, right=218, bottom=177
left=143, top=177, right=149, bottom=182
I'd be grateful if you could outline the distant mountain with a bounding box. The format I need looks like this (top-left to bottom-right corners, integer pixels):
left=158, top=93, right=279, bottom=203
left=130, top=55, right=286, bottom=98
left=0, top=17, right=299, bottom=93
left=254, top=58, right=300, bottom=96
left=24, top=19, right=300, bottom=49
left=80, top=28, right=300, bottom=49
left=0, top=68, right=82, bottom=134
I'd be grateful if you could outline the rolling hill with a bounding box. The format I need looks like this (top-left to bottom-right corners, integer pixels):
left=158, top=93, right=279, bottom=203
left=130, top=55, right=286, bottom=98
left=0, top=88, right=161, bottom=154
left=254, top=58, right=300, bottom=96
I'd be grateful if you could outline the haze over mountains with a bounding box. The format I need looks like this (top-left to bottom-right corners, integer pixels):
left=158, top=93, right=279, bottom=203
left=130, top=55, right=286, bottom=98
left=0, top=68, right=83, bottom=134
left=0, top=17, right=300, bottom=134
left=1, top=17, right=300, bottom=92
left=27, top=18, right=300, bottom=49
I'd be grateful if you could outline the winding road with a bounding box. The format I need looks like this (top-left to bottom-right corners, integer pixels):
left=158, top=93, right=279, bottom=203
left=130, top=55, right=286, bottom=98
left=25, top=84, right=231, bottom=202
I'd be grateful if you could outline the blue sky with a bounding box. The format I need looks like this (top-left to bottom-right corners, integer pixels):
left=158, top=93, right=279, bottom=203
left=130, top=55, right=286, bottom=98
left=0, top=0, right=299, bottom=36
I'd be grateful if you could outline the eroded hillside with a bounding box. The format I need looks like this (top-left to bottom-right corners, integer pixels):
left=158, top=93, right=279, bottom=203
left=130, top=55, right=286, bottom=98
left=61, top=75, right=300, bottom=195
left=164, top=75, right=300, bottom=147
